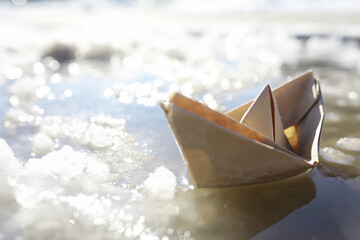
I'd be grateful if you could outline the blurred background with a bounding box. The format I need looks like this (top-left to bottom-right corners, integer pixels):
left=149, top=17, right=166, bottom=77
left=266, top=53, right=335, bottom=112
left=1, top=0, right=360, bottom=239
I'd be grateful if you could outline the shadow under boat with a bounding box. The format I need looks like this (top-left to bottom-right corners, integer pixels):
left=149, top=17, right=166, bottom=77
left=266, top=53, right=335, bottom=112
left=174, top=172, right=316, bottom=240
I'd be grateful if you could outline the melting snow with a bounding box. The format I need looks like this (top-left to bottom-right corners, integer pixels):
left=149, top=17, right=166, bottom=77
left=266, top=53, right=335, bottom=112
left=31, top=133, right=55, bottom=156
left=143, top=166, right=177, bottom=200
left=320, top=147, right=356, bottom=165
left=336, top=137, right=360, bottom=151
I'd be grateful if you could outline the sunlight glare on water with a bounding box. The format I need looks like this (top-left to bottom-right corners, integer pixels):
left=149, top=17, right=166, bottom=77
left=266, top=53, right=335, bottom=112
left=0, top=2, right=360, bottom=240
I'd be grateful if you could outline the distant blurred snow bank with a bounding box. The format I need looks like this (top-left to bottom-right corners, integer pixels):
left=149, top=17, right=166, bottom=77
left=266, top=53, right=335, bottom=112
left=3, top=0, right=360, bottom=13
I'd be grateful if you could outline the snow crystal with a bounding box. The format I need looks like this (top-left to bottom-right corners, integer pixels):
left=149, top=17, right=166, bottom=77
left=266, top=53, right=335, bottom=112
left=143, top=167, right=176, bottom=200
left=320, top=147, right=356, bottom=165
left=336, top=137, right=360, bottom=151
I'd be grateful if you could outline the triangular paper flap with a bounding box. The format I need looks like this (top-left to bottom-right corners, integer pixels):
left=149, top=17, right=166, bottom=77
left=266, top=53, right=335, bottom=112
left=226, top=71, right=319, bottom=129
left=240, top=85, right=274, bottom=141
left=284, top=95, right=324, bottom=164
left=168, top=93, right=298, bottom=158
left=165, top=105, right=310, bottom=187
left=268, top=86, right=289, bottom=148
left=240, top=85, right=288, bottom=148
left=273, top=71, right=319, bottom=129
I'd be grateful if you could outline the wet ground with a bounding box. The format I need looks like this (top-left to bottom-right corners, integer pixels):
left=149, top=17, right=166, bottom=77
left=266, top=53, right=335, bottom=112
left=0, top=6, right=360, bottom=240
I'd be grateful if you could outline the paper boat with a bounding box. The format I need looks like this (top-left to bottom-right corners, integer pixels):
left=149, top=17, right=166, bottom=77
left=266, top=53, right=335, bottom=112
left=161, top=71, right=324, bottom=187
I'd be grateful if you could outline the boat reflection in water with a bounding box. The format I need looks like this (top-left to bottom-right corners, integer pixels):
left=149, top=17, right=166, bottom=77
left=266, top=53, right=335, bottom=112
left=175, top=173, right=315, bottom=240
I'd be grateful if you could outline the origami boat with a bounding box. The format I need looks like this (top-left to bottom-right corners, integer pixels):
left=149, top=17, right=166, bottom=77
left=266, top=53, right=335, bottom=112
left=161, top=71, right=324, bottom=187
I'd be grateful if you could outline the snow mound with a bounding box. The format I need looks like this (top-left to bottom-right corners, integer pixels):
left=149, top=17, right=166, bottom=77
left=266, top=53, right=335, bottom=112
left=336, top=137, right=360, bottom=151
left=143, top=167, right=176, bottom=200
left=320, top=147, right=356, bottom=165
left=0, top=139, right=20, bottom=214
left=31, top=133, right=55, bottom=156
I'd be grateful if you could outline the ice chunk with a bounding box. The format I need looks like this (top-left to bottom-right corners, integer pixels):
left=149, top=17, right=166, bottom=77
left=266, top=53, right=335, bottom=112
left=336, top=137, right=360, bottom=151
left=143, top=167, right=176, bottom=200
left=38, top=115, right=135, bottom=151
left=320, top=147, right=355, bottom=165
left=25, top=146, right=109, bottom=182
left=90, top=115, right=126, bottom=128
left=14, top=146, right=110, bottom=208
left=31, top=133, right=55, bottom=156
left=0, top=139, right=20, bottom=214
